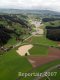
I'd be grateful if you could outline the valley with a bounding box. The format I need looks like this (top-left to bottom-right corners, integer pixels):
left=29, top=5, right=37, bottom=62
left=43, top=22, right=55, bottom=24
left=0, top=10, right=60, bottom=80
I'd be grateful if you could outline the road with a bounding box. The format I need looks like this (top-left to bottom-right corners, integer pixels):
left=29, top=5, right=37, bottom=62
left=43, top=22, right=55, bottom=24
left=13, top=35, right=33, bottom=48
left=13, top=19, right=44, bottom=49
left=31, top=20, right=44, bottom=36
left=13, top=20, right=43, bottom=48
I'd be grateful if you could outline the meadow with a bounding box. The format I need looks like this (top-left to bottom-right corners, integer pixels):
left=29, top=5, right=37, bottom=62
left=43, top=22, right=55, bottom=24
left=0, top=49, right=32, bottom=80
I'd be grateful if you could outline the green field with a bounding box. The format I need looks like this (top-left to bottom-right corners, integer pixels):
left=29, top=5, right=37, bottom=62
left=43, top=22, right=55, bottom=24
left=40, top=68, right=60, bottom=80
left=29, top=44, right=48, bottom=55
left=25, top=36, right=57, bottom=47
left=0, top=14, right=60, bottom=80
left=20, top=60, right=60, bottom=80
left=24, top=36, right=58, bottom=56
left=0, top=49, right=32, bottom=80
left=0, top=33, right=58, bottom=80
left=44, top=21, right=60, bottom=27
left=49, top=68, right=60, bottom=80
left=4, top=34, right=30, bottom=47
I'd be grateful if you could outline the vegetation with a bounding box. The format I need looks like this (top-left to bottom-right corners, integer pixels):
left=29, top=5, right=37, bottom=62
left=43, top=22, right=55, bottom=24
left=20, top=60, right=60, bottom=80
left=0, top=10, right=60, bottom=80
left=42, top=18, right=60, bottom=22
left=40, top=67, right=60, bottom=80
left=45, top=21, right=60, bottom=27
left=0, top=49, right=32, bottom=80
left=46, top=28, right=60, bottom=41
left=29, top=44, right=48, bottom=55
left=26, top=36, right=57, bottom=46
left=0, top=14, right=31, bottom=47
left=45, top=20, right=60, bottom=41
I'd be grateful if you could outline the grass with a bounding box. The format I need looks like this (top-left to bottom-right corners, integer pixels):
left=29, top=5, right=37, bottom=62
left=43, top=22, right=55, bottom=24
left=20, top=59, right=60, bottom=80
left=29, top=44, right=48, bottom=55
left=26, top=36, right=57, bottom=46
left=40, top=68, right=60, bottom=80
left=4, top=34, right=30, bottom=47
left=49, top=68, right=60, bottom=80
left=4, top=37, right=18, bottom=47
left=0, top=49, right=32, bottom=80
left=0, top=18, right=60, bottom=80
left=25, top=36, right=57, bottom=56
left=0, top=20, right=8, bottom=26
left=44, top=21, right=60, bottom=27
left=20, top=34, right=30, bottom=39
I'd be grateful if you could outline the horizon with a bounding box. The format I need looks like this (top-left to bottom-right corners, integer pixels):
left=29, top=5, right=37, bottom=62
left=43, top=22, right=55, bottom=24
left=0, top=0, right=60, bottom=12
left=0, top=8, right=60, bottom=13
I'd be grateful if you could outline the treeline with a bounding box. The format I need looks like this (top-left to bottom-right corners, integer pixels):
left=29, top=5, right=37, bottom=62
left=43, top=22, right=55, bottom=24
left=46, top=26, right=60, bottom=41
left=0, top=24, right=21, bottom=46
left=0, top=14, right=32, bottom=47
left=0, top=14, right=29, bottom=28
left=46, top=26, right=60, bottom=29
left=0, top=24, right=12, bottom=46
left=42, top=18, right=60, bottom=22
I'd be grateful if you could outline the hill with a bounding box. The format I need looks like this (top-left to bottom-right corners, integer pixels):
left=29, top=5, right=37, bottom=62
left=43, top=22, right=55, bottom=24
left=0, top=14, right=31, bottom=47
left=0, top=9, right=60, bottom=16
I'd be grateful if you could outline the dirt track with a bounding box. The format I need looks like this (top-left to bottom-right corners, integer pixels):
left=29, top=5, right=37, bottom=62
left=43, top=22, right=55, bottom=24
left=28, top=47, right=60, bottom=67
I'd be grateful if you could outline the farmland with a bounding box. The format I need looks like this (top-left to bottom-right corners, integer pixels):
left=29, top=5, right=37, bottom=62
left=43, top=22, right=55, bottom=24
left=20, top=60, right=60, bottom=80
left=0, top=49, right=32, bottom=80
left=0, top=10, right=60, bottom=80
left=26, top=36, right=57, bottom=46
left=40, top=67, right=60, bottom=80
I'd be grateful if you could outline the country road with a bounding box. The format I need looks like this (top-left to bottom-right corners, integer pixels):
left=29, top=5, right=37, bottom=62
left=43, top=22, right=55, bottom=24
left=13, top=20, right=43, bottom=48
left=31, top=20, right=44, bottom=35
left=13, top=35, right=32, bottom=48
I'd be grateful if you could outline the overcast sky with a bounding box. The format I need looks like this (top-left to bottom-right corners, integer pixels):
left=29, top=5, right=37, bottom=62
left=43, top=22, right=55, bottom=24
left=0, top=0, right=60, bottom=12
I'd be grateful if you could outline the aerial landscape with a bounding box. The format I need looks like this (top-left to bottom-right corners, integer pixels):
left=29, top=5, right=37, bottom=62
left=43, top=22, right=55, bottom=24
left=0, top=0, right=60, bottom=80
